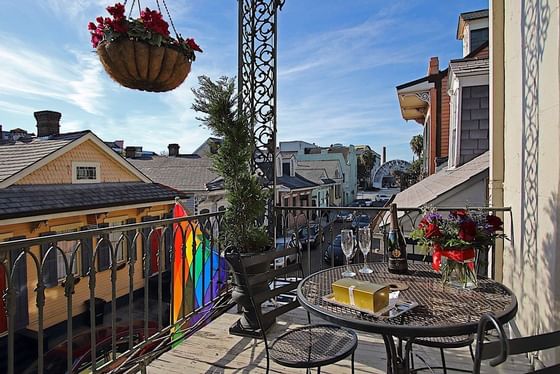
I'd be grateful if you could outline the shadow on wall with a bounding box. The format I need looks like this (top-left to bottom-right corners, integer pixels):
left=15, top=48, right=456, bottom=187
left=512, top=0, right=550, bottom=334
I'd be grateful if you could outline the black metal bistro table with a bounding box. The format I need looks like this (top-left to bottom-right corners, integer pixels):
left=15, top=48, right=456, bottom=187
left=296, top=263, right=518, bottom=374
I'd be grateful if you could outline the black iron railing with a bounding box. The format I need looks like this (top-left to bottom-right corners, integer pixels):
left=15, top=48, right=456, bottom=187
left=0, top=205, right=512, bottom=373
left=274, top=206, right=511, bottom=279
left=0, top=212, right=230, bottom=374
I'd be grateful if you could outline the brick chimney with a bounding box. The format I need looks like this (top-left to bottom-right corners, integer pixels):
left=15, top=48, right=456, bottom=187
left=427, top=57, right=439, bottom=76
left=382, top=146, right=386, bottom=164
left=168, top=143, right=180, bottom=157
left=34, top=110, right=61, bottom=137
left=125, top=146, right=137, bottom=158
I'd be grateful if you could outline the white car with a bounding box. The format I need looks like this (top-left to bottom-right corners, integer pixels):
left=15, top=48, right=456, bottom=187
left=274, top=235, right=301, bottom=268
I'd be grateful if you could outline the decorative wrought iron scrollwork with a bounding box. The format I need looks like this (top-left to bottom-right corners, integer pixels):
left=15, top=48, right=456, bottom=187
left=238, top=0, right=283, bottom=231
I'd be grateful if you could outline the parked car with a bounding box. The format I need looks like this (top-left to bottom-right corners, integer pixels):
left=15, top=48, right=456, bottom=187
left=335, top=210, right=353, bottom=223
left=352, top=214, right=371, bottom=230
left=352, top=199, right=372, bottom=207
left=323, top=234, right=354, bottom=266
left=297, top=224, right=324, bottom=249
left=375, top=194, right=391, bottom=201
left=274, top=235, right=300, bottom=268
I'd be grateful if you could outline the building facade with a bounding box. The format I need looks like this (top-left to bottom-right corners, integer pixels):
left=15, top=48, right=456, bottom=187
left=491, top=0, right=560, bottom=365
left=0, top=111, right=183, bottom=336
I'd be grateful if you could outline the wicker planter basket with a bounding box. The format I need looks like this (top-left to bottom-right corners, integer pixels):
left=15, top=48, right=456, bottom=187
left=97, top=38, right=191, bottom=92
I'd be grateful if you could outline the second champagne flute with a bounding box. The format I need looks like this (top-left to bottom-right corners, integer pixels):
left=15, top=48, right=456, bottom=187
left=358, top=227, right=373, bottom=274
left=341, top=229, right=356, bottom=277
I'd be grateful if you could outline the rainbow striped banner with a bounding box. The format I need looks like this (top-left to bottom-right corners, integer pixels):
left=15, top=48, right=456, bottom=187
left=171, top=203, right=224, bottom=345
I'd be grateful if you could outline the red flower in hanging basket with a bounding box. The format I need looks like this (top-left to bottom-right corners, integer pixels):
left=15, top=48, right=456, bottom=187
left=88, top=2, right=202, bottom=92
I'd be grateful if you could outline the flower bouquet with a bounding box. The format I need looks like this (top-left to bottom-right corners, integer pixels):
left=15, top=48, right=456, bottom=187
left=411, top=209, right=505, bottom=289
left=88, top=2, right=202, bottom=92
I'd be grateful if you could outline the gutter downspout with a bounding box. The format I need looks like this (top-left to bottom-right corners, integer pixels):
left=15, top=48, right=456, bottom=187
left=489, top=0, right=505, bottom=282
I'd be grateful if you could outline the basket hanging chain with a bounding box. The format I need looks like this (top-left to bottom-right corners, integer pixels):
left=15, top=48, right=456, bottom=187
left=158, top=0, right=181, bottom=40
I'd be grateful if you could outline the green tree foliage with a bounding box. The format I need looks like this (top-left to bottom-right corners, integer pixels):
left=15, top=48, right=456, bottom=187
left=393, top=134, right=425, bottom=190
left=192, top=76, right=270, bottom=252
left=357, top=149, right=375, bottom=188
left=410, top=134, right=423, bottom=159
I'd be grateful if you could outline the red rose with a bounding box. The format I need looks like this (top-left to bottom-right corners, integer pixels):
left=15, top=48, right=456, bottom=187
left=185, top=38, right=203, bottom=52
left=424, top=223, right=442, bottom=239
left=451, top=209, right=468, bottom=217
left=486, top=215, right=503, bottom=231
left=458, top=220, right=477, bottom=242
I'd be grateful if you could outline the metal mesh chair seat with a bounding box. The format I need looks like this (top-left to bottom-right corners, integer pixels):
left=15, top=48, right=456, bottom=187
left=269, top=324, right=358, bottom=368
left=410, top=334, right=474, bottom=349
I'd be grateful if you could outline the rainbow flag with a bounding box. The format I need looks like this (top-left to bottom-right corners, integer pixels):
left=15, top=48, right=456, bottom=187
left=171, top=203, right=224, bottom=345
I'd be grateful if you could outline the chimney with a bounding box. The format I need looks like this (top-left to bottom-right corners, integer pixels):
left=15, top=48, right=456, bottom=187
left=427, top=57, right=439, bottom=76
left=34, top=110, right=61, bottom=137
left=168, top=143, right=180, bottom=157
left=125, top=146, right=137, bottom=158
left=382, top=146, right=386, bottom=164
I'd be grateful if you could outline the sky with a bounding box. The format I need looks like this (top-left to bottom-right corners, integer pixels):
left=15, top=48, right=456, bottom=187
left=0, top=0, right=487, bottom=161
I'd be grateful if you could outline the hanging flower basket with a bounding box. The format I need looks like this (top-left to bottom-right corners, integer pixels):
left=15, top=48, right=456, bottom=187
left=97, top=38, right=191, bottom=92
left=89, top=2, right=202, bottom=92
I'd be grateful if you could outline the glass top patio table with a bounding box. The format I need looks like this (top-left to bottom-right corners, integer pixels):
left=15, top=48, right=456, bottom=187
left=296, top=263, right=518, bottom=338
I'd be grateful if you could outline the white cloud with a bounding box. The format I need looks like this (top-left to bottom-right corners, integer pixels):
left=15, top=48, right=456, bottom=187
left=0, top=34, right=107, bottom=114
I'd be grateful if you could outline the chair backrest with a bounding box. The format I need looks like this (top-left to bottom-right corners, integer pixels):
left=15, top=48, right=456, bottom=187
left=473, top=313, right=560, bottom=374
left=238, top=234, right=305, bottom=344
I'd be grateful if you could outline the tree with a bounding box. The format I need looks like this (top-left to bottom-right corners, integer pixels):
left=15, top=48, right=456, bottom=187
left=410, top=134, right=423, bottom=159
left=392, top=134, right=425, bottom=191
left=192, top=76, right=269, bottom=252
left=357, top=150, right=375, bottom=189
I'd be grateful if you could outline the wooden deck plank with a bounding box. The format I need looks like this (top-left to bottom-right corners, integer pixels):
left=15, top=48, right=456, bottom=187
left=148, top=306, right=532, bottom=374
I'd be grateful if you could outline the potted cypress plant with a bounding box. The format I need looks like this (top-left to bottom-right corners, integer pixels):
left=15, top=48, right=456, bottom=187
left=192, top=76, right=273, bottom=336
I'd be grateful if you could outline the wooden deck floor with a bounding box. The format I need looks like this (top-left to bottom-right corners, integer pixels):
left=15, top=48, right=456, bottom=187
left=148, top=307, right=531, bottom=374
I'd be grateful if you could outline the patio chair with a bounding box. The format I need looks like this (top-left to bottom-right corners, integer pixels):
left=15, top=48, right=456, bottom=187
left=239, top=237, right=358, bottom=373
left=473, top=313, right=560, bottom=374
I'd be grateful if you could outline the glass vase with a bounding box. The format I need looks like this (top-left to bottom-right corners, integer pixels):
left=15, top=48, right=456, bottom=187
left=441, top=257, right=477, bottom=289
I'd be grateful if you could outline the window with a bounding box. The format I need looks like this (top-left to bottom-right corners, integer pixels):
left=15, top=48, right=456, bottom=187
left=72, top=162, right=100, bottom=183
left=108, top=221, right=127, bottom=264
left=470, top=28, right=488, bottom=53
left=282, top=162, right=290, bottom=176
left=56, top=229, right=80, bottom=280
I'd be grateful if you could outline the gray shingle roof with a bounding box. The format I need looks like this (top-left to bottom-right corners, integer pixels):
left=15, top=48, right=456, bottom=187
left=0, top=182, right=185, bottom=220
left=277, top=174, right=318, bottom=190
left=460, top=9, right=488, bottom=21
left=449, top=57, right=489, bottom=75
left=392, top=152, right=489, bottom=208
left=129, top=155, right=218, bottom=192
left=0, top=131, right=88, bottom=183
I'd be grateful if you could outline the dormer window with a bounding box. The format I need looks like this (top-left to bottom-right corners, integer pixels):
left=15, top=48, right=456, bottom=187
left=72, top=162, right=100, bottom=183
left=470, top=27, right=488, bottom=53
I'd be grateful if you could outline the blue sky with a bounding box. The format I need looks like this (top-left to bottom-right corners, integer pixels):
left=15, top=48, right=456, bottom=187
left=0, top=0, right=487, bottom=160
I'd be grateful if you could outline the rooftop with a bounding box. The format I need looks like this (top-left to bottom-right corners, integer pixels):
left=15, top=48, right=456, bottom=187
left=0, top=182, right=185, bottom=220
left=128, top=155, right=218, bottom=193
left=0, top=131, right=88, bottom=183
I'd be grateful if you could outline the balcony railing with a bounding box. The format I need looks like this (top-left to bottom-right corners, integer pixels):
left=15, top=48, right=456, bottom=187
left=274, top=206, right=511, bottom=280
left=0, top=206, right=511, bottom=373
left=0, top=211, right=229, bottom=374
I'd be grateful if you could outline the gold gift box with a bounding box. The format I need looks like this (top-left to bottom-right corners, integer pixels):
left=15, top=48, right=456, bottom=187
left=332, top=278, right=390, bottom=313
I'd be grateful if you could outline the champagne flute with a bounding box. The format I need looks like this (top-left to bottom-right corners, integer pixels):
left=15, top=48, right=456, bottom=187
left=341, top=229, right=356, bottom=277
left=358, top=227, right=373, bottom=274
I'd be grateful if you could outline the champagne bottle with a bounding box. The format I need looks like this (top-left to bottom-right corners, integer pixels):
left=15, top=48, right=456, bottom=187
left=387, top=203, right=408, bottom=274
